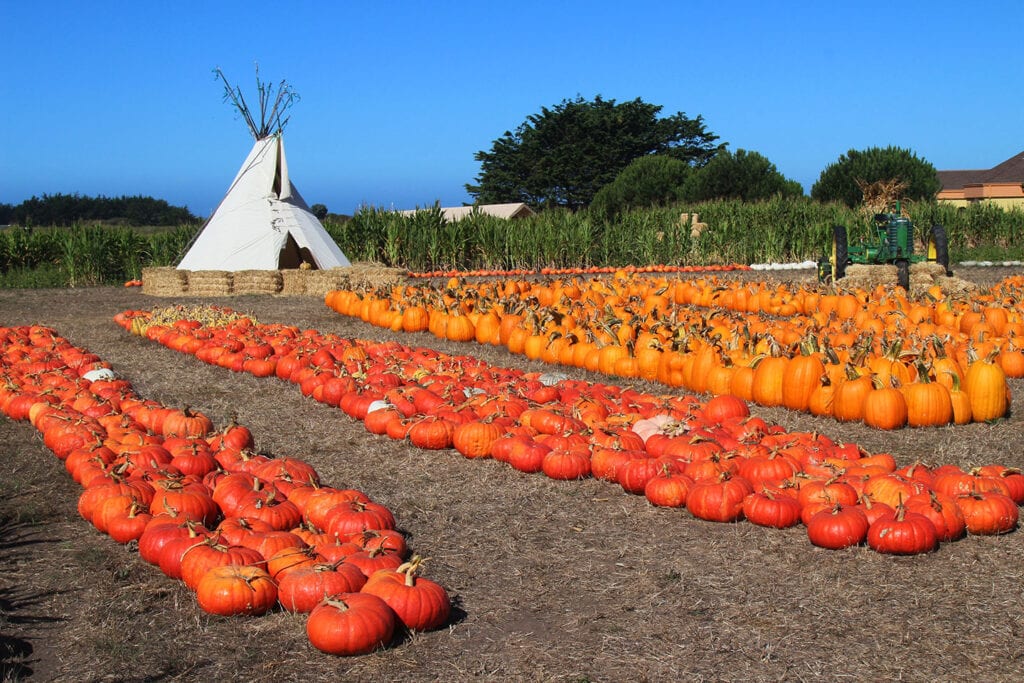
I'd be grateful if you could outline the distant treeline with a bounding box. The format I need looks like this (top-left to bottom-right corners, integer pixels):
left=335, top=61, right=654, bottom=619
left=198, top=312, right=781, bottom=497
left=0, top=193, right=198, bottom=227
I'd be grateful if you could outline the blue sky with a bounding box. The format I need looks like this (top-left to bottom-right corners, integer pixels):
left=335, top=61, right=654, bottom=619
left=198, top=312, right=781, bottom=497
left=2, top=1, right=1022, bottom=217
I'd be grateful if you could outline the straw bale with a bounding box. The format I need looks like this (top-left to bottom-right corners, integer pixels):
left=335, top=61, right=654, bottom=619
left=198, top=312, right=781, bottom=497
left=232, top=269, right=283, bottom=295
left=279, top=269, right=310, bottom=296
left=909, top=261, right=947, bottom=277
left=837, top=262, right=978, bottom=298
left=837, top=264, right=897, bottom=290
left=933, top=274, right=980, bottom=297
left=185, top=270, right=233, bottom=297
left=346, top=261, right=408, bottom=288
left=141, top=267, right=188, bottom=297
left=304, top=268, right=351, bottom=298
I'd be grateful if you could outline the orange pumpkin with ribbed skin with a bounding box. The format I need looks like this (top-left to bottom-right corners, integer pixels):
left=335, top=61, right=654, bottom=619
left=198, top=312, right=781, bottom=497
left=541, top=449, right=591, bottom=480
left=904, top=491, right=966, bottom=541
left=862, top=474, right=928, bottom=509
left=400, top=306, right=430, bottom=333
left=361, top=556, right=451, bottom=631
left=832, top=373, right=872, bottom=423
left=963, top=354, right=1009, bottom=422
left=644, top=471, right=694, bottom=508
left=807, top=376, right=836, bottom=417
left=324, top=500, right=396, bottom=537
left=196, top=565, right=277, bottom=616
left=179, top=538, right=266, bottom=590
left=806, top=504, right=869, bottom=549
left=974, top=465, right=1024, bottom=504
left=473, top=311, right=502, bottom=345
left=307, top=593, right=396, bottom=656
left=148, top=479, right=220, bottom=526
left=862, top=384, right=908, bottom=430
left=956, top=492, right=1019, bottom=535
left=685, top=472, right=754, bottom=522
left=782, top=351, right=824, bottom=412
left=161, top=407, right=214, bottom=438
left=742, top=489, right=802, bottom=528
left=617, top=456, right=666, bottom=494
left=904, top=374, right=953, bottom=427
left=452, top=420, right=503, bottom=459
left=443, top=313, right=476, bottom=342
left=751, top=355, right=788, bottom=407
left=866, top=505, right=938, bottom=555
left=278, top=562, right=368, bottom=613
left=407, top=417, right=456, bottom=450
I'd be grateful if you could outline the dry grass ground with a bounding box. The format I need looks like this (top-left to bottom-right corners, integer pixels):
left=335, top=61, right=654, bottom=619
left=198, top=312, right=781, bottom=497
left=2, top=268, right=1024, bottom=682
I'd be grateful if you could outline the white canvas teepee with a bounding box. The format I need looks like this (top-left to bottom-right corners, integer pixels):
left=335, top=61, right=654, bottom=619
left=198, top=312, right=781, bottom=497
left=177, top=69, right=350, bottom=271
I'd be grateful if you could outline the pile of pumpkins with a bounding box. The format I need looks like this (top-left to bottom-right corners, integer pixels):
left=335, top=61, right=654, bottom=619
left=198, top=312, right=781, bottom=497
left=323, top=271, right=1018, bottom=430
left=0, top=324, right=450, bottom=657
left=116, top=306, right=1022, bottom=557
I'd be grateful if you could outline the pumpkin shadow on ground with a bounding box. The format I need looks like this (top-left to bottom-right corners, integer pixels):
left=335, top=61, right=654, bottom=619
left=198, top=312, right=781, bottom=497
left=387, top=596, right=467, bottom=648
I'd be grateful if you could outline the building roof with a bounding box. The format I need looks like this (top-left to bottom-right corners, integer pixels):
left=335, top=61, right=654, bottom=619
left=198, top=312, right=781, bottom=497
left=986, top=151, right=1024, bottom=183
left=938, top=151, right=1024, bottom=190
left=398, top=202, right=535, bottom=221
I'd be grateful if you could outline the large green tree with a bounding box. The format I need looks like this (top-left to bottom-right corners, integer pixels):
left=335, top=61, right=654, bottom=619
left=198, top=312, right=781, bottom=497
left=811, top=146, right=940, bottom=207
left=681, top=149, right=804, bottom=202
left=589, top=154, right=692, bottom=217
left=466, top=95, right=722, bottom=210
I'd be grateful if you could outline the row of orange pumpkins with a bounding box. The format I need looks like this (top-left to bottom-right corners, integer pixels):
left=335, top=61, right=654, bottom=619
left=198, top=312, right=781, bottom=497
left=117, top=307, right=1021, bottom=555
left=0, top=324, right=450, bottom=657
left=323, top=273, right=1016, bottom=430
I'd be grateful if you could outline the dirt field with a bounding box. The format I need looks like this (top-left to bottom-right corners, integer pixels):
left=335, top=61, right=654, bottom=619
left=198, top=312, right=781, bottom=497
left=2, top=269, right=1024, bottom=682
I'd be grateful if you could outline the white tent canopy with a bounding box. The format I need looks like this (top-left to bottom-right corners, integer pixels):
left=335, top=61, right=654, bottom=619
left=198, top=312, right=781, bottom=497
left=177, top=134, right=350, bottom=271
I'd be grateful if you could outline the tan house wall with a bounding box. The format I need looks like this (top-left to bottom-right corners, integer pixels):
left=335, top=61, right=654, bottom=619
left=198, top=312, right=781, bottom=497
left=937, top=183, right=1024, bottom=209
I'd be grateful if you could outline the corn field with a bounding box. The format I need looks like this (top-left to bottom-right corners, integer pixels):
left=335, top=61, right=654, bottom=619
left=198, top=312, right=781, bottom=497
left=328, top=199, right=1024, bottom=271
left=1, top=199, right=1022, bottom=287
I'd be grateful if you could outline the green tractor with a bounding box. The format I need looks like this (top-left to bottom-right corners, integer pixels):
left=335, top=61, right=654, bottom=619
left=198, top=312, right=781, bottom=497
left=817, top=202, right=952, bottom=290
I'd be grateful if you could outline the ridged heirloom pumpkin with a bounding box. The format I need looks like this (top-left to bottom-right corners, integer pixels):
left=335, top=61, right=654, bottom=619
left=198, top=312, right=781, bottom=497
left=685, top=472, right=754, bottom=522
left=866, top=505, right=938, bottom=555
left=306, top=593, right=396, bottom=656
left=361, top=556, right=451, bottom=631
left=196, top=565, right=278, bottom=616
left=806, top=505, right=869, bottom=549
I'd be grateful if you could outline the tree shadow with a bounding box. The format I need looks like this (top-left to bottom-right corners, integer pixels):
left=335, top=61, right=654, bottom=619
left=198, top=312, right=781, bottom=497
left=0, top=514, right=70, bottom=680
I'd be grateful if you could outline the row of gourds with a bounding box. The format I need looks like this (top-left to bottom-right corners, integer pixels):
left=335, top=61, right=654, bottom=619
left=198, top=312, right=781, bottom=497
left=116, top=305, right=1022, bottom=556
left=323, top=271, right=1018, bottom=429
left=0, top=324, right=450, bottom=656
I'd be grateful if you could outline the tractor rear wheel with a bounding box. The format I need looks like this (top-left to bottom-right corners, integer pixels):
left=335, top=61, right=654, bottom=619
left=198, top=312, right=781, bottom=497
left=896, top=259, right=910, bottom=291
left=927, top=224, right=952, bottom=275
left=831, top=225, right=849, bottom=282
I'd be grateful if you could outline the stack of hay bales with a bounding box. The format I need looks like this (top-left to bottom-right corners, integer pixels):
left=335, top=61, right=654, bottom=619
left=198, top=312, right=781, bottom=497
left=141, top=267, right=188, bottom=297
left=232, top=269, right=283, bottom=295
left=186, top=270, right=233, bottom=297
left=140, top=264, right=410, bottom=298
left=280, top=268, right=311, bottom=296
left=837, top=262, right=979, bottom=298
left=347, top=262, right=408, bottom=289
left=304, top=268, right=351, bottom=298
left=836, top=264, right=897, bottom=291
